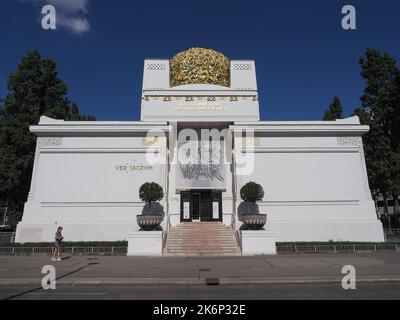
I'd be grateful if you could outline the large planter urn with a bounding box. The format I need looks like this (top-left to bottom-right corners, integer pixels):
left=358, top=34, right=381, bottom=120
left=136, top=215, right=163, bottom=231
left=240, top=214, right=267, bottom=230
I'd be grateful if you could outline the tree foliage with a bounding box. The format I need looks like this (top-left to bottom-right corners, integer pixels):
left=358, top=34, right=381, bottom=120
left=139, top=182, right=164, bottom=203
left=354, top=48, right=400, bottom=226
left=323, top=96, right=344, bottom=120
left=0, top=50, right=95, bottom=226
left=240, top=182, right=264, bottom=203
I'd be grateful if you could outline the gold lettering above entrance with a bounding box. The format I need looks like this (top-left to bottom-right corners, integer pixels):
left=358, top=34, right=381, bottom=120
left=174, top=103, right=228, bottom=112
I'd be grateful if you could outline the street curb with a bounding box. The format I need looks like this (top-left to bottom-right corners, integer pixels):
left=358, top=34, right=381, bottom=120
left=2, top=276, right=400, bottom=286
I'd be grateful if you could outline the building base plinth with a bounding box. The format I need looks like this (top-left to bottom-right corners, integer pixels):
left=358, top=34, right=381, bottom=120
left=127, top=231, right=163, bottom=256
left=241, top=230, right=277, bottom=255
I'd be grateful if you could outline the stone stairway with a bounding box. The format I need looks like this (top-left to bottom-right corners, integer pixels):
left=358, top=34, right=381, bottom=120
left=164, top=222, right=241, bottom=256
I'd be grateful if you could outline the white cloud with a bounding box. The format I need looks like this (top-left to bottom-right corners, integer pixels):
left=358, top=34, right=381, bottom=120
left=22, top=0, right=91, bottom=34
left=57, top=13, right=90, bottom=34
left=35, top=0, right=89, bottom=13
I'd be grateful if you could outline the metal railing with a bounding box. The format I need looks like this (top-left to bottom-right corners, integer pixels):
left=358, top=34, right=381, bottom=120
left=163, top=214, right=172, bottom=249
left=276, top=243, right=400, bottom=254
left=0, top=243, right=399, bottom=255
left=0, top=246, right=127, bottom=255
left=1, top=228, right=399, bottom=256
left=231, top=213, right=242, bottom=251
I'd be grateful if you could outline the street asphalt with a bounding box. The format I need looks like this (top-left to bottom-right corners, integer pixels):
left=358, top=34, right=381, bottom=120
left=0, top=252, right=399, bottom=299
left=1, top=282, right=400, bottom=300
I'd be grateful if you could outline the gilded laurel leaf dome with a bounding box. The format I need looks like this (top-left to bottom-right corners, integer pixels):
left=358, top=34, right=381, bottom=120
left=170, top=48, right=230, bottom=87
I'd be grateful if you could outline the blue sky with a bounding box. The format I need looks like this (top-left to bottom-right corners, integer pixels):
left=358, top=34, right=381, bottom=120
left=0, top=0, right=399, bottom=121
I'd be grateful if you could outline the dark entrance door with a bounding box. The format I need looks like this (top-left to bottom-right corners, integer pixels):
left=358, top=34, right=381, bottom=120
left=192, top=193, right=201, bottom=220
left=180, top=191, right=222, bottom=222
left=199, top=191, right=211, bottom=221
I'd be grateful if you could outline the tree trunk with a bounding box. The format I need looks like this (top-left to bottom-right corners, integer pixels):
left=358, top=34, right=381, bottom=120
left=373, top=193, right=379, bottom=219
left=383, top=194, right=391, bottom=231
left=393, top=194, right=400, bottom=227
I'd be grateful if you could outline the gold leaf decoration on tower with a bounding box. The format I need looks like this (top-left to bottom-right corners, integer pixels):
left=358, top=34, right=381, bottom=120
left=170, top=48, right=230, bottom=87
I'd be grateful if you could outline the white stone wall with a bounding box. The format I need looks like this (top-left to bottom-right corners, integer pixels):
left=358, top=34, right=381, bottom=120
left=233, top=118, right=385, bottom=242
left=15, top=117, right=170, bottom=243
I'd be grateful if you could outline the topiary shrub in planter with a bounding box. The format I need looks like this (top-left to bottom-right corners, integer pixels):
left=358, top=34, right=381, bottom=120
left=137, top=182, right=164, bottom=231
left=239, top=182, right=267, bottom=230
left=240, top=181, right=264, bottom=203
left=139, top=182, right=164, bottom=205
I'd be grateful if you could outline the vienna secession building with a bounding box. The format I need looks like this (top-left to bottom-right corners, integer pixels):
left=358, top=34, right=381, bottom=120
left=15, top=48, right=385, bottom=254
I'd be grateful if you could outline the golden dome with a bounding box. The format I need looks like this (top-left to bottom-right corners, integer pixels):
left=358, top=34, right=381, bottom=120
left=170, top=48, right=230, bottom=87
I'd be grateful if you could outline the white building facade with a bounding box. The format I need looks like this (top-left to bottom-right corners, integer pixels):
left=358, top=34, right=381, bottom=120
left=15, top=48, right=385, bottom=245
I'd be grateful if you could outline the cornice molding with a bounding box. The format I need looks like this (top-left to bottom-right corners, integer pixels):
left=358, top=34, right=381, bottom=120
left=30, top=124, right=172, bottom=136
left=230, top=124, right=369, bottom=135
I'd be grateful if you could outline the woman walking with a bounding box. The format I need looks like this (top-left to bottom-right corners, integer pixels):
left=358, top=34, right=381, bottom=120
left=51, top=227, right=63, bottom=261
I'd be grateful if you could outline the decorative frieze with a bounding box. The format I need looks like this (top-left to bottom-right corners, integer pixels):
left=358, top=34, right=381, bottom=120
left=37, top=137, right=63, bottom=148
left=337, top=136, right=363, bottom=147
left=142, top=95, right=258, bottom=102
left=233, top=64, right=252, bottom=71
left=147, top=64, right=166, bottom=71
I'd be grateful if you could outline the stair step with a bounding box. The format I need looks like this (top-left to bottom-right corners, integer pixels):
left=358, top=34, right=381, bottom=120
left=174, top=227, right=233, bottom=229
left=166, top=251, right=240, bottom=253
left=166, top=247, right=240, bottom=250
left=168, top=235, right=235, bottom=238
left=166, top=244, right=238, bottom=246
left=167, top=240, right=236, bottom=242
left=168, top=233, right=237, bottom=235
left=169, top=230, right=236, bottom=233
left=166, top=248, right=240, bottom=251
left=164, top=222, right=240, bottom=257
left=167, top=236, right=238, bottom=239
left=166, top=254, right=240, bottom=256
left=166, top=250, right=240, bottom=253
left=166, top=252, right=241, bottom=255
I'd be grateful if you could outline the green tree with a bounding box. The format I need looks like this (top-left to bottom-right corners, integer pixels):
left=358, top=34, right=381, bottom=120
left=354, top=107, right=393, bottom=195
left=67, top=102, right=96, bottom=121
left=359, top=49, right=400, bottom=148
left=0, top=50, right=95, bottom=226
left=323, top=96, right=344, bottom=120
left=355, top=48, right=400, bottom=226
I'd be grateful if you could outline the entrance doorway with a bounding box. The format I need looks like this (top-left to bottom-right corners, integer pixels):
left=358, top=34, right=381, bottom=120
left=191, top=192, right=201, bottom=221
left=180, top=190, right=222, bottom=222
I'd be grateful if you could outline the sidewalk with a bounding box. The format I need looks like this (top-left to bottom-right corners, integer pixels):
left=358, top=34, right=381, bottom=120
left=1, top=252, right=400, bottom=286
